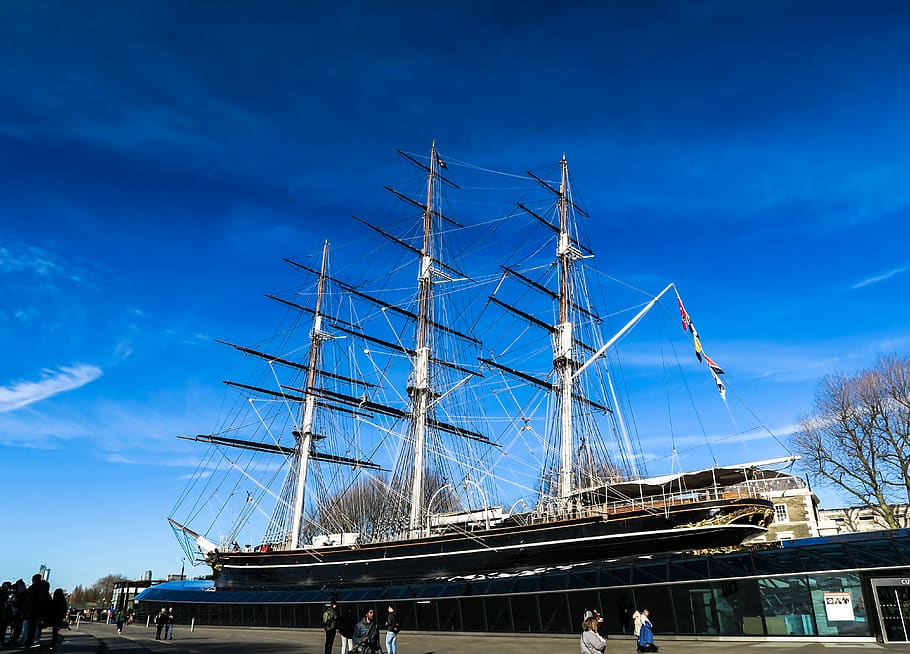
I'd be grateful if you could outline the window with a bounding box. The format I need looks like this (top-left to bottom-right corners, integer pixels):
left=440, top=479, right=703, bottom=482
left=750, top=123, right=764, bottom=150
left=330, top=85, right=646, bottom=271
left=774, top=504, right=789, bottom=523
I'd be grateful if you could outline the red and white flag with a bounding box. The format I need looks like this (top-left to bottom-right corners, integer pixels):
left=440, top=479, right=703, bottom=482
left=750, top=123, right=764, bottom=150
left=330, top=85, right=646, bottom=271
left=677, top=297, right=691, bottom=333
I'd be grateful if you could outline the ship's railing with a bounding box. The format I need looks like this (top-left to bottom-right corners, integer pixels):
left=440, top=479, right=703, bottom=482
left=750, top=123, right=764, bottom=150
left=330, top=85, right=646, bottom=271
left=517, top=483, right=766, bottom=525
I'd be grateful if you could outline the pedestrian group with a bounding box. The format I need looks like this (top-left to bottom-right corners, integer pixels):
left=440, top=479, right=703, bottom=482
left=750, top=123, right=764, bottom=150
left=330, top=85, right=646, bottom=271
left=323, top=599, right=401, bottom=653
left=1, top=574, right=68, bottom=651
left=580, top=606, right=659, bottom=653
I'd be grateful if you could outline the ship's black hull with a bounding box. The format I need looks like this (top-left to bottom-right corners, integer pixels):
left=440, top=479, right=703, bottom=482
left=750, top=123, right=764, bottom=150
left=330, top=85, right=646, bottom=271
left=212, top=497, right=772, bottom=590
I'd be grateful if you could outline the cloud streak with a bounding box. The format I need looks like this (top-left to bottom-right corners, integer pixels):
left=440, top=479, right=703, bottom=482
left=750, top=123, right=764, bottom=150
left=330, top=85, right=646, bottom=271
left=0, top=365, right=103, bottom=412
left=0, top=239, right=103, bottom=291
left=852, top=266, right=909, bottom=289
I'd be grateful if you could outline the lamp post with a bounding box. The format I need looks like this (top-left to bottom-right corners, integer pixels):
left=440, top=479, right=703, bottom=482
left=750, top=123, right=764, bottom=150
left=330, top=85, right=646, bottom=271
left=180, top=557, right=185, bottom=581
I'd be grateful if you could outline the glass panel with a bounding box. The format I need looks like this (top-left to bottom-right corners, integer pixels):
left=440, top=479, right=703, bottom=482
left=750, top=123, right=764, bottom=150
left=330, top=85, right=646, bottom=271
left=514, top=575, right=543, bottom=593
left=711, top=579, right=763, bottom=635
left=436, top=598, right=461, bottom=632
left=510, top=594, right=540, bottom=633
left=667, top=557, right=710, bottom=582
left=800, top=544, right=855, bottom=572
left=632, top=562, right=667, bottom=585
left=413, top=600, right=437, bottom=631
left=568, top=570, right=601, bottom=590
left=669, top=585, right=717, bottom=635
left=465, top=580, right=491, bottom=596
left=891, top=533, right=910, bottom=564
left=809, top=573, right=869, bottom=636
left=599, top=590, right=635, bottom=635
left=877, top=587, right=910, bottom=642
left=567, top=589, right=602, bottom=633
left=708, top=551, right=755, bottom=578
left=225, top=604, right=242, bottom=626
left=847, top=540, right=904, bottom=568
left=599, top=565, right=632, bottom=587
left=759, top=576, right=815, bottom=635
left=460, top=597, right=486, bottom=631
left=539, top=573, right=571, bottom=591
left=435, top=583, right=464, bottom=598
left=415, top=585, right=441, bottom=598
left=538, top=593, right=571, bottom=633
left=300, top=604, right=314, bottom=627
left=751, top=548, right=803, bottom=576
left=488, top=578, right=517, bottom=595
left=484, top=596, right=512, bottom=632
left=633, top=585, right=676, bottom=635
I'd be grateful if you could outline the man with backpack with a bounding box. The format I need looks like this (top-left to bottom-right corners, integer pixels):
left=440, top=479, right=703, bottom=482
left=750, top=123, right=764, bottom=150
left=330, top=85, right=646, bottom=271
left=323, top=598, right=339, bottom=654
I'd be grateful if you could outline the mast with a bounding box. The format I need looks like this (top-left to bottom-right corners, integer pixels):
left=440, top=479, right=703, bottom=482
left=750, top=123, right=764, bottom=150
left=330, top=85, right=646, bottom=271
left=407, top=142, right=438, bottom=537
left=289, top=241, right=329, bottom=548
left=555, top=155, right=575, bottom=502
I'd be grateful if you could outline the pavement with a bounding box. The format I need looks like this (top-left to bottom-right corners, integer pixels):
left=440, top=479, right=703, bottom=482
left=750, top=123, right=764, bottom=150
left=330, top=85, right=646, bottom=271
left=40, top=622, right=889, bottom=654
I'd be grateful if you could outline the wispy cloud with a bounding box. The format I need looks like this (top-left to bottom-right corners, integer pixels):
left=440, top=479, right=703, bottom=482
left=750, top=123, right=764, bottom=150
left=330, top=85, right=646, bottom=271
left=0, top=242, right=64, bottom=277
left=852, top=266, right=909, bottom=289
left=0, top=387, right=221, bottom=459
left=0, top=365, right=103, bottom=412
left=0, top=239, right=102, bottom=291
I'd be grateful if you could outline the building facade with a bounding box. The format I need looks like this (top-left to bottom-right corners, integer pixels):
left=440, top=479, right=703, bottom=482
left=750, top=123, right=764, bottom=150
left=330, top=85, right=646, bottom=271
left=136, top=530, right=910, bottom=642
left=820, top=505, right=910, bottom=533
left=744, top=475, right=838, bottom=543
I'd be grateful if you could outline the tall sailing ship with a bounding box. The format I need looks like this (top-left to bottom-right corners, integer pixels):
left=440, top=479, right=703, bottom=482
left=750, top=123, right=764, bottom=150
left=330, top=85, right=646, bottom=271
left=170, top=144, right=784, bottom=591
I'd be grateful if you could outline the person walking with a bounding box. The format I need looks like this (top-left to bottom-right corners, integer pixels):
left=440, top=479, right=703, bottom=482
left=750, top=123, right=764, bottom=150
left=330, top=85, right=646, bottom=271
left=48, top=588, right=67, bottom=652
left=322, top=598, right=339, bottom=654
left=632, top=608, right=643, bottom=645
left=581, top=616, right=607, bottom=654
left=154, top=608, right=167, bottom=640
left=338, top=608, right=356, bottom=654
left=165, top=607, right=175, bottom=639
left=352, top=608, right=379, bottom=653
left=115, top=608, right=126, bottom=635
left=21, top=575, right=50, bottom=648
left=0, top=581, right=15, bottom=647
left=637, top=609, right=657, bottom=653
left=384, top=604, right=400, bottom=654
left=7, top=579, right=26, bottom=646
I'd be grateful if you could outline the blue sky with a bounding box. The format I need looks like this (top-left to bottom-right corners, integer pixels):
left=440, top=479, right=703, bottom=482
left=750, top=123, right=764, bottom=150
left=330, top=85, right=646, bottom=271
left=3, top=1, right=910, bottom=593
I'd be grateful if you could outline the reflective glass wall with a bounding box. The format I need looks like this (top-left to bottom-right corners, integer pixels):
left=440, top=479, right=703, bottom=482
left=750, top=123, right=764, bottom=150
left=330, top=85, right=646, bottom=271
left=135, top=531, right=910, bottom=638
left=136, top=572, right=870, bottom=637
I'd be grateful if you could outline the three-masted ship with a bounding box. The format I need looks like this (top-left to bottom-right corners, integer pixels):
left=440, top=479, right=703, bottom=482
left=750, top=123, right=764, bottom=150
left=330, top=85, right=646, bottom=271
left=170, top=144, right=777, bottom=591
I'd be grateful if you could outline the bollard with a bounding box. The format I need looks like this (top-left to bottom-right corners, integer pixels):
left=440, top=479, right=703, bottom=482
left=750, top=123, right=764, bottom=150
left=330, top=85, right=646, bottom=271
left=147, top=615, right=151, bottom=628
left=191, top=617, right=196, bottom=632
left=75, top=615, right=81, bottom=630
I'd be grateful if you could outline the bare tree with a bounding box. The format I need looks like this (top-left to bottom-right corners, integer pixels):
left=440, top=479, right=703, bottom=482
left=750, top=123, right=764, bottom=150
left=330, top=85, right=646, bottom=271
left=67, top=574, right=128, bottom=607
left=792, top=354, right=910, bottom=527
left=302, top=470, right=457, bottom=543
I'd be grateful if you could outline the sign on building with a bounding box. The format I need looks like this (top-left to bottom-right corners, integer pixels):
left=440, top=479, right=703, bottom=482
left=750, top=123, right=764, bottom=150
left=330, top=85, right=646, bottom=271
left=823, top=592, right=855, bottom=621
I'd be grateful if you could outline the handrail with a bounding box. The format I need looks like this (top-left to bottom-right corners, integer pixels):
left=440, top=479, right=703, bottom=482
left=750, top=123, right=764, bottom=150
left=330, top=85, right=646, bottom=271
left=519, top=484, right=766, bottom=525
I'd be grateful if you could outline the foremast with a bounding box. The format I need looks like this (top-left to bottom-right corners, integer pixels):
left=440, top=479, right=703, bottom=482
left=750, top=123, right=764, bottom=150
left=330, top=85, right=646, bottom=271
left=289, top=241, right=329, bottom=548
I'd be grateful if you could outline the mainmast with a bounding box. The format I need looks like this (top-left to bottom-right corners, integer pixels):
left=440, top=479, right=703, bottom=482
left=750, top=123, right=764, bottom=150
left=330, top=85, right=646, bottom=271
left=289, top=241, right=329, bottom=548
left=554, top=156, right=576, bottom=501
left=407, top=142, right=439, bottom=537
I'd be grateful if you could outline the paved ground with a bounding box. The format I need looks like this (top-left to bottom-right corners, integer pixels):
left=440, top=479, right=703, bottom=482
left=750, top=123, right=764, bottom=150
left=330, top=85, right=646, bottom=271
left=48, top=622, right=888, bottom=654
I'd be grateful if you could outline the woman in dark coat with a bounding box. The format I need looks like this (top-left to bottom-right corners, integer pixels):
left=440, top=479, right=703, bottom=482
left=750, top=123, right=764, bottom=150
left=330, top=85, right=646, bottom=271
left=49, top=588, right=67, bottom=652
